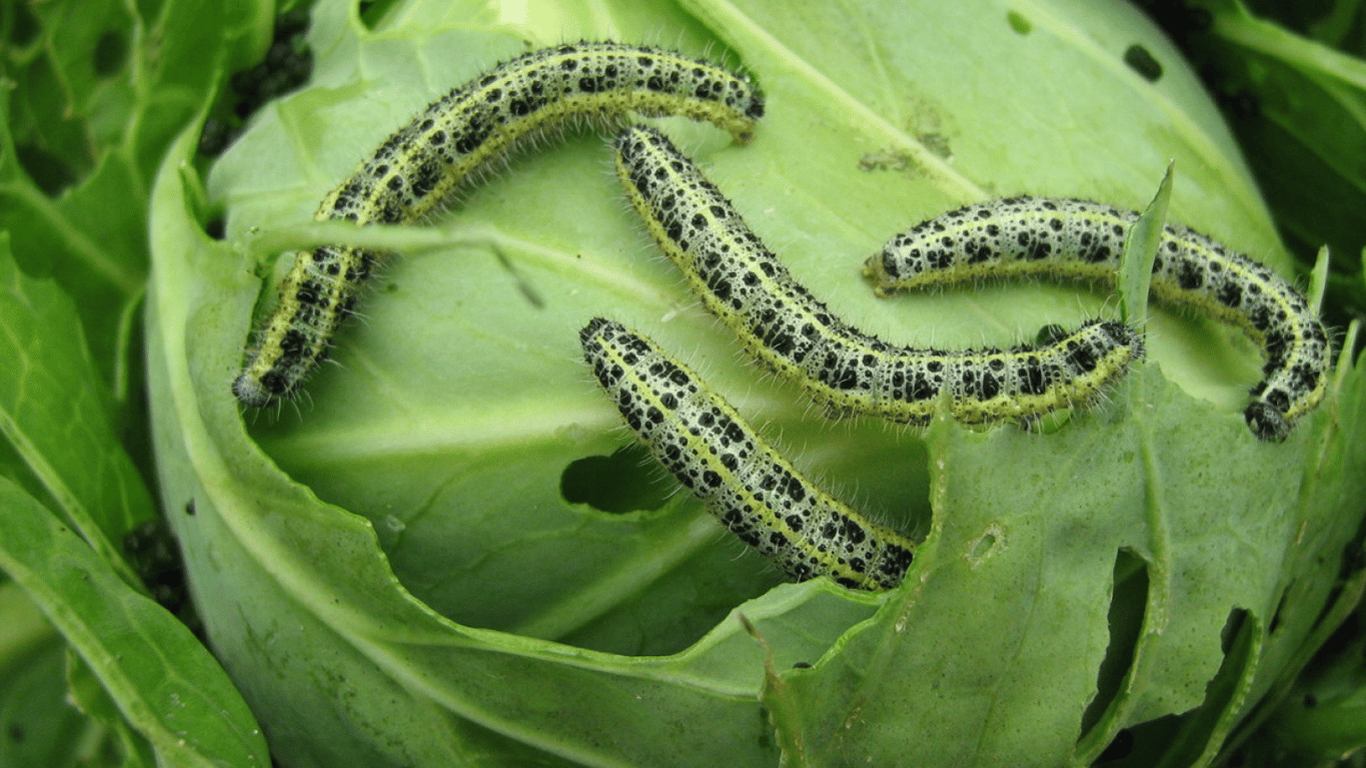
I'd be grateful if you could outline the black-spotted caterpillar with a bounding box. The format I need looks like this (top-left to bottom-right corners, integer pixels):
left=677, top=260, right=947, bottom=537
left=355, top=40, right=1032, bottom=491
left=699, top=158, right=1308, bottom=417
left=580, top=317, right=916, bottom=590
left=862, top=196, right=1331, bottom=440
left=233, top=41, right=764, bottom=407
left=614, top=126, right=1145, bottom=428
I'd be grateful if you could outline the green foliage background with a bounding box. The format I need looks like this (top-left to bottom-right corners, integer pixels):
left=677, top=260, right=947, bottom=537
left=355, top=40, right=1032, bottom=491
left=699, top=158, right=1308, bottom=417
left=1, top=0, right=1365, bottom=766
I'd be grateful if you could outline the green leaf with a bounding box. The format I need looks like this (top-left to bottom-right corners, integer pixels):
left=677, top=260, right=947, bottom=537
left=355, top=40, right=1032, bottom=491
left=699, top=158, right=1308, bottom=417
left=0, top=233, right=150, bottom=583
left=66, top=651, right=160, bottom=768
left=1260, top=614, right=1366, bottom=761
left=1185, top=0, right=1366, bottom=316
left=0, top=0, right=272, bottom=389
left=147, top=0, right=1366, bottom=765
left=0, top=479, right=268, bottom=767
left=0, top=583, right=91, bottom=768
left=1119, top=163, right=1173, bottom=326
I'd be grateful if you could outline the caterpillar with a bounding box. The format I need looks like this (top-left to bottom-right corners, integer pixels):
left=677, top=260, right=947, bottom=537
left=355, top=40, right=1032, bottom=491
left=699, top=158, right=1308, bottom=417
left=580, top=317, right=916, bottom=590
left=861, top=196, right=1332, bottom=440
left=613, top=126, right=1145, bottom=428
left=233, top=41, right=765, bottom=407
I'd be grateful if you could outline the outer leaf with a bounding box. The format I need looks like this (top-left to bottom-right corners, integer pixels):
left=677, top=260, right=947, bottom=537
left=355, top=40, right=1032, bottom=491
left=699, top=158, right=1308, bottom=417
left=0, top=479, right=268, bottom=767
left=0, top=3, right=273, bottom=760
left=0, top=583, right=90, bottom=768
left=0, top=0, right=271, bottom=387
left=1185, top=0, right=1366, bottom=312
left=0, top=234, right=150, bottom=583
left=67, top=652, right=160, bottom=768
left=149, top=0, right=1366, bottom=766
left=1260, top=616, right=1366, bottom=761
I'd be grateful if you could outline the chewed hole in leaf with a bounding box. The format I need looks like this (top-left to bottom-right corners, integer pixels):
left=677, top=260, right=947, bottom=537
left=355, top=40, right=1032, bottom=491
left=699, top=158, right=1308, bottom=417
left=93, top=30, right=128, bottom=78
left=964, top=522, right=1006, bottom=568
left=1095, top=714, right=1183, bottom=767
left=358, top=0, right=405, bottom=30
left=1105, top=608, right=1258, bottom=767
left=1080, top=549, right=1150, bottom=739
left=1095, top=728, right=1134, bottom=762
left=1123, top=45, right=1163, bottom=83
left=1221, top=606, right=1249, bottom=654
left=15, top=143, right=78, bottom=196
left=1267, top=583, right=1291, bottom=635
left=560, top=444, right=672, bottom=514
left=6, top=2, right=39, bottom=47
left=1034, top=323, right=1071, bottom=345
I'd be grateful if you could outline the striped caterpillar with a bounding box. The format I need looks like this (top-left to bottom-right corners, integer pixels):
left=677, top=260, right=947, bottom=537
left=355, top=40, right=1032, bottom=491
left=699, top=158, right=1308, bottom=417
left=862, top=197, right=1331, bottom=440
left=580, top=317, right=916, bottom=590
left=614, top=126, right=1145, bottom=428
left=233, top=41, right=765, bottom=407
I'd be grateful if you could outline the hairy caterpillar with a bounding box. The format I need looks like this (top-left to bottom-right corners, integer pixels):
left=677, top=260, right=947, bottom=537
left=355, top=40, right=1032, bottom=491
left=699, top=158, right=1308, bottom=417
left=614, top=126, right=1145, bottom=428
left=233, top=41, right=765, bottom=407
left=862, top=196, right=1331, bottom=440
left=580, top=317, right=916, bottom=590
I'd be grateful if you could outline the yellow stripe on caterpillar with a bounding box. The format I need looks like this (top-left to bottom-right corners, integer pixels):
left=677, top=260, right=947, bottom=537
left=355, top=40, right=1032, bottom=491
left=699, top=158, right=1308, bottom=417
left=863, top=196, right=1331, bottom=440
left=613, top=126, right=1144, bottom=429
left=234, top=41, right=765, bottom=407
left=580, top=317, right=916, bottom=590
